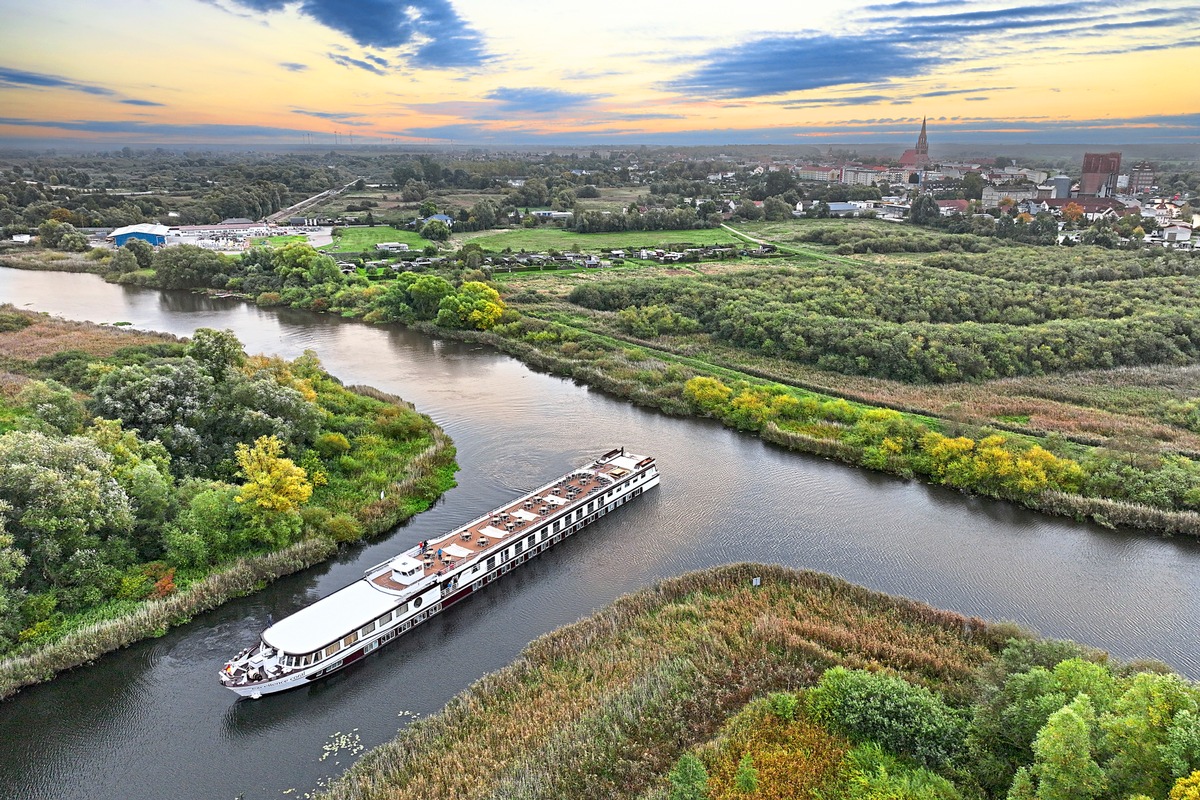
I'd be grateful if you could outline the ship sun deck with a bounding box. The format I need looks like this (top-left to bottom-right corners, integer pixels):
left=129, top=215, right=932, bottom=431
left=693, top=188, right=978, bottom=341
left=369, top=458, right=638, bottom=592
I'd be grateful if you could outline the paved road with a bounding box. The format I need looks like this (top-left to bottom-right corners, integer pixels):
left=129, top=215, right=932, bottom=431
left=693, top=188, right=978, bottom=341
left=268, top=178, right=363, bottom=224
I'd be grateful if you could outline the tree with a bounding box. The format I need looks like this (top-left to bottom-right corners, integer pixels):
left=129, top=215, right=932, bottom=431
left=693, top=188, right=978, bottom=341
left=0, top=431, right=134, bottom=603
left=763, top=196, right=793, bottom=221
left=1171, top=771, right=1200, bottom=800
left=1061, top=202, right=1085, bottom=226
left=0, top=502, right=30, bottom=649
left=16, top=378, right=87, bottom=434
left=806, top=666, right=965, bottom=770
left=185, top=328, right=245, bottom=380
left=90, top=358, right=218, bottom=475
left=962, top=172, right=985, bottom=200
left=152, top=244, right=227, bottom=289
left=734, top=753, right=759, bottom=794
left=1031, top=696, right=1106, bottom=800
left=110, top=248, right=139, bottom=274
left=734, top=201, right=764, bottom=221
left=420, top=219, right=451, bottom=241
left=1101, top=672, right=1200, bottom=798
left=910, top=194, right=942, bottom=226
left=435, top=281, right=506, bottom=330
left=667, top=753, right=708, bottom=800
left=122, top=238, right=154, bottom=269
left=270, top=242, right=340, bottom=286
left=764, top=169, right=795, bottom=197
left=407, top=274, right=455, bottom=319
left=234, top=435, right=312, bottom=548
left=37, top=219, right=74, bottom=248
left=1162, top=710, right=1200, bottom=780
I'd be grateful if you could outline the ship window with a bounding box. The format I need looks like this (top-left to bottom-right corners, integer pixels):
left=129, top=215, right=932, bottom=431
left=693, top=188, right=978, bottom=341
left=343, top=632, right=359, bottom=647
left=487, top=556, right=496, bottom=570
left=413, top=596, right=423, bottom=609
left=552, top=520, right=560, bottom=532
left=515, top=540, right=523, bottom=554
left=393, top=603, right=407, bottom=619
left=360, top=621, right=375, bottom=637
left=323, top=643, right=340, bottom=658
left=541, top=530, right=547, bottom=541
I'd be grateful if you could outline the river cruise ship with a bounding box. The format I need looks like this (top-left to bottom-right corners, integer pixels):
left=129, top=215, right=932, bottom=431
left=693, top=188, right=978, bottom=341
left=220, top=448, right=659, bottom=697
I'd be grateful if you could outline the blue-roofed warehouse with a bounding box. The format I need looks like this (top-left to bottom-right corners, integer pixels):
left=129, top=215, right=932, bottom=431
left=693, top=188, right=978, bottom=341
left=109, top=223, right=170, bottom=247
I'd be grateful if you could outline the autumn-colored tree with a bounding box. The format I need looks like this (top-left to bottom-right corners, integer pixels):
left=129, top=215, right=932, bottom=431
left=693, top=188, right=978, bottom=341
left=1171, top=771, right=1200, bottom=800
left=1062, top=202, right=1085, bottom=225
left=683, top=376, right=733, bottom=412
left=436, top=281, right=506, bottom=330
left=235, top=435, right=312, bottom=548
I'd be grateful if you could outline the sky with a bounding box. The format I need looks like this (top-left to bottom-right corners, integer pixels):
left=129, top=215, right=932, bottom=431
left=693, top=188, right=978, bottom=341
left=1, top=0, right=1198, bottom=147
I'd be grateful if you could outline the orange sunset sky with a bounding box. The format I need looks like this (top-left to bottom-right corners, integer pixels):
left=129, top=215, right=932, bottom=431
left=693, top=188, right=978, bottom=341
left=1, top=0, right=1198, bottom=146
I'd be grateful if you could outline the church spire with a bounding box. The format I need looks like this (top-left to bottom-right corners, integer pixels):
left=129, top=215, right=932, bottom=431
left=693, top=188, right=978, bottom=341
left=915, top=116, right=928, bottom=155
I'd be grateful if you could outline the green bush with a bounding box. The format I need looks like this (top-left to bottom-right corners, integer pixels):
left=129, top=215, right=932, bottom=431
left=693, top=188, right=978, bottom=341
left=315, top=432, right=352, bottom=458
left=807, top=666, right=966, bottom=770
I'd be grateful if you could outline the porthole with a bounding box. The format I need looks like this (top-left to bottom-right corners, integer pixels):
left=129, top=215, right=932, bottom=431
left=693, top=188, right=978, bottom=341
left=413, top=596, right=423, bottom=609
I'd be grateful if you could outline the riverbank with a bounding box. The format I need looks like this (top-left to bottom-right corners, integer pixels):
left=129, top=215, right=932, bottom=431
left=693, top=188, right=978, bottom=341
left=415, top=318, right=1200, bottom=538
left=0, top=311, right=458, bottom=699
left=7, top=244, right=1199, bottom=539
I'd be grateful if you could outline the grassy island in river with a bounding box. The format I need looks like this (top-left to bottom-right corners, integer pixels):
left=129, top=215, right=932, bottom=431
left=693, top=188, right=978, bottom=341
left=319, top=563, right=1200, bottom=800
left=0, top=307, right=456, bottom=698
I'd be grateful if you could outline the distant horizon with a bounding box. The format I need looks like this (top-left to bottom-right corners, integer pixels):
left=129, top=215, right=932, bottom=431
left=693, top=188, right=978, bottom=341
left=0, top=139, right=1194, bottom=163
left=2, top=0, right=1197, bottom=149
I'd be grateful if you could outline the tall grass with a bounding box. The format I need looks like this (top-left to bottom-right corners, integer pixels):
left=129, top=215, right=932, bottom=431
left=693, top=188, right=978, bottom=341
left=0, top=537, right=334, bottom=699
left=317, top=564, right=1004, bottom=800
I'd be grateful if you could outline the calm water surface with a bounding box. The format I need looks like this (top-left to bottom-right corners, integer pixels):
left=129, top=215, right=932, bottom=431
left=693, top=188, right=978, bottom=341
left=2, top=269, right=1199, bottom=800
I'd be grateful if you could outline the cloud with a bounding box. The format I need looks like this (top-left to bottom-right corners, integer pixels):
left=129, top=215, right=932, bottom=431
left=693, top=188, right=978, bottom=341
left=279, top=61, right=309, bottom=72
left=222, top=0, right=488, bottom=67
left=606, top=112, right=687, bottom=121
left=120, top=99, right=166, bottom=107
left=776, top=94, right=898, bottom=108
left=666, top=35, right=938, bottom=99
left=291, top=108, right=373, bottom=126
left=484, top=87, right=604, bottom=114
left=915, top=86, right=1012, bottom=98
left=0, top=66, right=115, bottom=96
left=291, top=109, right=364, bottom=120
left=328, top=53, right=387, bottom=75
left=390, top=122, right=521, bottom=141
left=0, top=117, right=317, bottom=140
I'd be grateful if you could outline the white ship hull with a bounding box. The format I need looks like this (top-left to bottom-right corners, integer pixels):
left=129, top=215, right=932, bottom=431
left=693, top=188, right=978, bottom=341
left=220, top=450, right=658, bottom=697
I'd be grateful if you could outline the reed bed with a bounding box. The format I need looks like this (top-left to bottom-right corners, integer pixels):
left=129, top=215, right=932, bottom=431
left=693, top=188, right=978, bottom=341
left=0, top=537, right=334, bottom=699
left=0, top=304, right=176, bottom=361
left=317, top=564, right=1002, bottom=800
left=1039, top=490, right=1200, bottom=537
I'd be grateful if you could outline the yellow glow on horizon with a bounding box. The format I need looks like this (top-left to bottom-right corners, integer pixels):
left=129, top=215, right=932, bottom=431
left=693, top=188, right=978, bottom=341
left=1, top=0, right=1196, bottom=144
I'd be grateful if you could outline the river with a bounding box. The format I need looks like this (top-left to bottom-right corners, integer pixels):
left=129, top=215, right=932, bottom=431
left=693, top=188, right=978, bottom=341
left=2, top=268, right=1199, bottom=800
